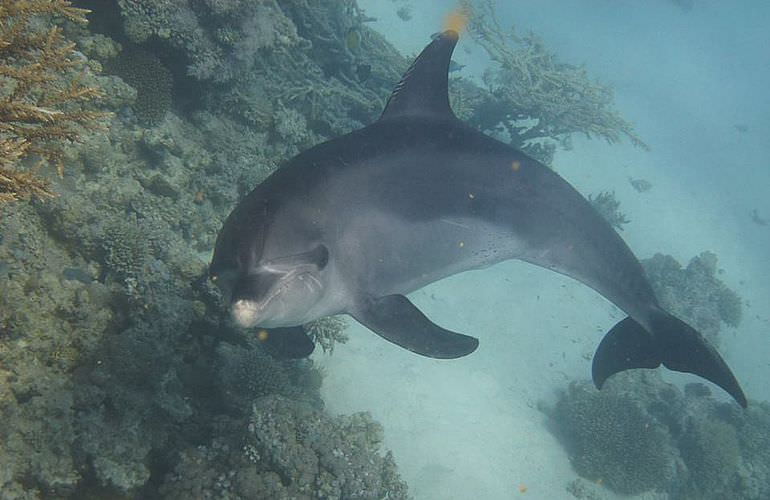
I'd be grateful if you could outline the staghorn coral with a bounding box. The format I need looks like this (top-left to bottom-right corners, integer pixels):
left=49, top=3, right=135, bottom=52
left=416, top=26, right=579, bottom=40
left=459, top=0, right=647, bottom=155
left=0, top=0, right=108, bottom=202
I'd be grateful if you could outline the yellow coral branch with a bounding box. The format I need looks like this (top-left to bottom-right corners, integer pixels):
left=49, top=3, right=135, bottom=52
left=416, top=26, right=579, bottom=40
left=0, top=138, right=55, bottom=201
left=0, top=0, right=105, bottom=204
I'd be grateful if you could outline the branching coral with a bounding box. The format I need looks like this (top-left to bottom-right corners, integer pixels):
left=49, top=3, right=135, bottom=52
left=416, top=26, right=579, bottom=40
left=459, top=0, right=648, bottom=152
left=588, top=190, right=630, bottom=231
left=0, top=0, right=108, bottom=203
left=304, top=315, right=349, bottom=354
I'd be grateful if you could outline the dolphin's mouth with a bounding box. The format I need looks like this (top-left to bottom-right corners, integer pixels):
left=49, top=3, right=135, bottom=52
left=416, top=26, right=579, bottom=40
left=230, top=270, right=320, bottom=327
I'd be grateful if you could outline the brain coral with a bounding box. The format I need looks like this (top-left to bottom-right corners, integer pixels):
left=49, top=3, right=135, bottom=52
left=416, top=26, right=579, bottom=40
left=551, top=381, right=677, bottom=495
left=215, top=342, right=294, bottom=413
left=106, top=46, right=173, bottom=125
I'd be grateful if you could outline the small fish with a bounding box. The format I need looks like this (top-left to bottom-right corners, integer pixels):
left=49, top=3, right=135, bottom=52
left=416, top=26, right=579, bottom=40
left=449, top=60, right=465, bottom=73
left=750, top=209, right=767, bottom=226
left=628, top=176, right=652, bottom=193
left=734, top=124, right=749, bottom=133
left=396, top=5, right=412, bottom=22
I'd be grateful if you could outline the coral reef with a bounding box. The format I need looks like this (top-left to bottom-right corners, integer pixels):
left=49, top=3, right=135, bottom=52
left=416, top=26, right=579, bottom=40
left=160, top=395, right=409, bottom=499
left=679, top=417, right=741, bottom=497
left=0, top=0, right=109, bottom=202
left=550, top=376, right=677, bottom=495
left=103, top=47, right=173, bottom=125
left=459, top=0, right=647, bottom=162
left=215, top=340, right=319, bottom=414
left=0, top=2, right=416, bottom=497
left=304, top=316, right=349, bottom=354
left=642, top=251, right=743, bottom=346
left=551, top=373, right=770, bottom=499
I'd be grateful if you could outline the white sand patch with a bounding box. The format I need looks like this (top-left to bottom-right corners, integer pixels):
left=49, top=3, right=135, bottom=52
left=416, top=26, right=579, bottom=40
left=318, top=263, right=608, bottom=499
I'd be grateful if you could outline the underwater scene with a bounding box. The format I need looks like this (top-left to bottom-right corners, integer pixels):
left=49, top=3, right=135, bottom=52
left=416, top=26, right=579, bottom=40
left=1, top=0, right=769, bottom=498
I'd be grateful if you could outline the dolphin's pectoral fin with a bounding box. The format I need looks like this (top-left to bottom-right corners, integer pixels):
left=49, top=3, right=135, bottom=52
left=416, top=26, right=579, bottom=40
left=593, top=313, right=747, bottom=408
left=352, top=294, right=479, bottom=359
left=257, top=326, right=315, bottom=359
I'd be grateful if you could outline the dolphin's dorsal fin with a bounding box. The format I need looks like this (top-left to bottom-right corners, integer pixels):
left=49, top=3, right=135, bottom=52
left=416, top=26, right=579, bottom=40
left=379, top=30, right=459, bottom=121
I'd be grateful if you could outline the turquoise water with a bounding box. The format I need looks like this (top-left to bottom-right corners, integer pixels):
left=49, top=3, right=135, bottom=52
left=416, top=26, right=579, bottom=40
left=0, top=1, right=767, bottom=498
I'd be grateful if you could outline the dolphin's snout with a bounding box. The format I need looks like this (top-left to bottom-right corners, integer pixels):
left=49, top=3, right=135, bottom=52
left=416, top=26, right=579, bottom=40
left=231, top=298, right=260, bottom=328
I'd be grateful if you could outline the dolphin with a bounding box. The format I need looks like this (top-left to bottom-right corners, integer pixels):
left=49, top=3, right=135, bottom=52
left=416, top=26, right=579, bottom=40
left=210, top=31, right=747, bottom=407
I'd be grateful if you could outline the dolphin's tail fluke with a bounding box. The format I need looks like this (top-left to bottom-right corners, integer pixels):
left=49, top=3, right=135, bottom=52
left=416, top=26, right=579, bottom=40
left=592, top=310, right=747, bottom=407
